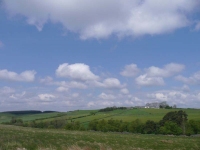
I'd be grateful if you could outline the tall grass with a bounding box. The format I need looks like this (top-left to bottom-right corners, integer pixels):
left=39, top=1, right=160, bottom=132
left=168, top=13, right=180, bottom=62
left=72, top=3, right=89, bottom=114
left=0, top=125, right=200, bottom=150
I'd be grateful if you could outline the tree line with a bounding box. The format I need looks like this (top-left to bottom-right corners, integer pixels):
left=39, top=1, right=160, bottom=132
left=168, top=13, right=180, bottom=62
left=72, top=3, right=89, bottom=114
left=2, top=110, right=57, bottom=115
left=87, top=110, right=199, bottom=135
left=3, top=110, right=200, bottom=136
left=98, top=107, right=127, bottom=112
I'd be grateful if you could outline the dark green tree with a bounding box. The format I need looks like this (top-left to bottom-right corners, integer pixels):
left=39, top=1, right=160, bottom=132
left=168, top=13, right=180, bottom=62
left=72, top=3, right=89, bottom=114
left=160, top=110, right=188, bottom=134
left=88, top=120, right=98, bottom=131
left=128, top=119, right=143, bottom=133
left=143, top=120, right=158, bottom=134
left=159, top=121, right=182, bottom=135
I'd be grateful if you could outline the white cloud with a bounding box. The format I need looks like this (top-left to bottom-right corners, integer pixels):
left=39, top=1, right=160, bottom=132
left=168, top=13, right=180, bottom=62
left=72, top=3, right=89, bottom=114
left=0, top=69, right=36, bottom=82
left=87, top=101, right=95, bottom=107
left=146, top=63, right=185, bottom=77
left=120, top=88, right=129, bottom=94
left=175, top=71, right=200, bottom=85
left=135, top=63, right=184, bottom=87
left=68, top=81, right=88, bottom=89
left=3, top=0, right=200, bottom=39
left=147, top=92, right=168, bottom=101
left=57, top=81, right=87, bottom=89
left=9, top=91, right=27, bottom=100
left=102, top=78, right=124, bottom=89
left=194, top=21, right=200, bottom=31
left=125, top=97, right=143, bottom=106
left=98, top=92, right=116, bottom=100
left=181, top=85, right=190, bottom=92
left=145, top=90, right=200, bottom=108
left=136, top=74, right=165, bottom=86
left=40, top=76, right=88, bottom=89
left=120, top=64, right=140, bottom=77
left=72, top=93, right=80, bottom=98
left=0, top=86, right=15, bottom=95
left=41, top=75, right=124, bottom=91
left=40, top=76, right=53, bottom=84
left=38, top=94, right=55, bottom=101
left=87, top=100, right=118, bottom=108
left=56, top=86, right=68, bottom=92
left=197, top=93, right=200, bottom=100
left=56, top=63, right=99, bottom=81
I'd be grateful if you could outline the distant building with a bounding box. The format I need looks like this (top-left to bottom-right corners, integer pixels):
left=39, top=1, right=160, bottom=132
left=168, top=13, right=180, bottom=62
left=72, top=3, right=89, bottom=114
left=134, top=106, right=146, bottom=108
left=145, top=101, right=170, bottom=109
left=172, top=104, right=177, bottom=108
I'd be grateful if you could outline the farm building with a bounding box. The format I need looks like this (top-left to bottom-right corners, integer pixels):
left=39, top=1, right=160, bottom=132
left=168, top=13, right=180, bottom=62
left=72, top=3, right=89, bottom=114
left=145, top=101, right=169, bottom=109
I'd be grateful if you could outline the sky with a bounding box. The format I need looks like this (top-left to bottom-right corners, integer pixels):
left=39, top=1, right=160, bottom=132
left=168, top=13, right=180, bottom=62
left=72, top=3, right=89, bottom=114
left=0, top=0, right=200, bottom=112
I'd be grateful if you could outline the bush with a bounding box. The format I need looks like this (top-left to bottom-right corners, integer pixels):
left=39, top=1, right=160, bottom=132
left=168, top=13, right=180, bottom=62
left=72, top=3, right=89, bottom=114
left=128, top=119, right=144, bottom=133
left=159, top=121, right=182, bottom=135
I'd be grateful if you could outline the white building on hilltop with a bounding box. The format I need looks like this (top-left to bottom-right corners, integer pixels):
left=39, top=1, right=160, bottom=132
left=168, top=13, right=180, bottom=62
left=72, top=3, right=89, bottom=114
left=145, top=101, right=169, bottom=109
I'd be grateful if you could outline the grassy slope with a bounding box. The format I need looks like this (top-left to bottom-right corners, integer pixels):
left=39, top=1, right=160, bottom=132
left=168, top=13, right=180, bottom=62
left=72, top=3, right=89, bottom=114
left=67, top=108, right=200, bottom=125
left=0, top=112, right=63, bottom=123
left=0, top=124, right=200, bottom=150
left=1, top=108, right=199, bottom=125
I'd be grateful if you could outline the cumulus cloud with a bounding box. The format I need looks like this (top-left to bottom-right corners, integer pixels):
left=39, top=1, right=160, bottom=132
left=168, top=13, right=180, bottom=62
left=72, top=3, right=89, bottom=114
left=40, top=75, right=124, bottom=90
left=135, top=63, right=184, bottom=87
left=181, top=85, right=190, bottom=92
left=194, top=21, right=200, bottom=31
left=56, top=86, right=68, bottom=92
left=56, top=81, right=87, bottom=92
left=146, top=63, right=185, bottom=77
left=120, top=64, right=140, bottom=77
left=0, top=69, right=36, bottom=82
left=38, top=94, right=55, bottom=101
left=147, top=92, right=168, bottom=101
left=145, top=90, right=200, bottom=108
left=102, top=78, right=124, bottom=89
left=98, top=92, right=116, bottom=100
left=68, top=81, right=88, bottom=89
left=40, top=76, right=53, bottom=84
left=175, top=71, right=200, bottom=85
left=56, top=63, right=99, bottom=81
left=3, top=0, right=200, bottom=39
left=0, top=86, right=15, bottom=95
left=125, top=97, right=143, bottom=106
left=40, top=77, right=88, bottom=91
left=9, top=91, right=27, bottom=100
left=136, top=74, right=165, bottom=86
left=120, top=88, right=129, bottom=94
left=87, top=99, right=121, bottom=108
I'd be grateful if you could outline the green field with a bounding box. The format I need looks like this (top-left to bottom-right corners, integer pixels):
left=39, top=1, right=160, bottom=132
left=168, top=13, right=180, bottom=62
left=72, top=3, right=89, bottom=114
left=0, top=109, right=200, bottom=149
left=52, top=108, right=200, bottom=123
left=1, top=108, right=200, bottom=125
left=0, top=112, right=65, bottom=123
left=0, top=124, right=200, bottom=150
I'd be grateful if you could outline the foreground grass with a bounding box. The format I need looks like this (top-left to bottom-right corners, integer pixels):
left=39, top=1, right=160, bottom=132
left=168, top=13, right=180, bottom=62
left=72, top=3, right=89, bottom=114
left=0, top=125, right=200, bottom=150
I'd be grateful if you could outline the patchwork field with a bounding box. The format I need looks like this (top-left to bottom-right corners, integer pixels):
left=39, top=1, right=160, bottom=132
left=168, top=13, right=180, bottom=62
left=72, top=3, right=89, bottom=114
left=1, top=108, right=200, bottom=125
left=0, top=124, right=200, bottom=150
left=0, top=108, right=200, bottom=149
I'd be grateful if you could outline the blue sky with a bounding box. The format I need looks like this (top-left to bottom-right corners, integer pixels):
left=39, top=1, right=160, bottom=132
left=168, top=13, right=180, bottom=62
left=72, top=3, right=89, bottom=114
left=0, top=0, right=200, bottom=111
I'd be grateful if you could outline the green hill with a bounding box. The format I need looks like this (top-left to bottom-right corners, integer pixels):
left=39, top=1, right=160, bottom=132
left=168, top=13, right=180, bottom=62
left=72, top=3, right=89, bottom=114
left=1, top=108, right=199, bottom=125
left=0, top=111, right=64, bottom=123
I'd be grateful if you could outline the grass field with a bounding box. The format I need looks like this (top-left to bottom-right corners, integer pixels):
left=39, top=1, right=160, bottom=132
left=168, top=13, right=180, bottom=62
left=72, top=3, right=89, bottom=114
left=1, top=108, right=200, bottom=125
left=0, top=112, right=65, bottom=123
left=62, top=108, right=200, bottom=123
left=0, top=109, right=200, bottom=149
left=0, top=124, right=200, bottom=150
